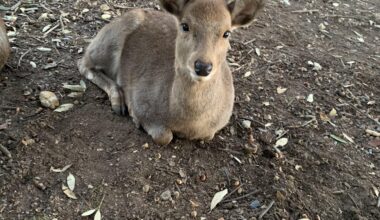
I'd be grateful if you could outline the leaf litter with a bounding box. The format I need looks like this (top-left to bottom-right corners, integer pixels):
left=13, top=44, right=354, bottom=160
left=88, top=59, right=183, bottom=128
left=50, top=164, right=72, bottom=173
left=67, top=173, right=75, bottom=191
left=210, top=189, right=228, bottom=211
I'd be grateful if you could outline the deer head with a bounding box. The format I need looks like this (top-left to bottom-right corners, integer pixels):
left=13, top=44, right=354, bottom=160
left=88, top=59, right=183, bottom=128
left=160, top=0, right=264, bottom=81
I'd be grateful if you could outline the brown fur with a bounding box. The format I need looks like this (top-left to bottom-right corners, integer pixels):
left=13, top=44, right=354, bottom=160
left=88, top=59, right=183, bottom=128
left=0, top=17, right=10, bottom=71
left=78, top=0, right=264, bottom=145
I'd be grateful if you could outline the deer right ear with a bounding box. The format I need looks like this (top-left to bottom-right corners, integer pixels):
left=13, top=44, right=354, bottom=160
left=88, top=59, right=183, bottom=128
left=228, top=0, right=264, bottom=28
left=160, top=0, right=190, bottom=17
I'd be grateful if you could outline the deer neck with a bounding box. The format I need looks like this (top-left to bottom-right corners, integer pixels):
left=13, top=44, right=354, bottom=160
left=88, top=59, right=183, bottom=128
left=170, top=63, right=221, bottom=118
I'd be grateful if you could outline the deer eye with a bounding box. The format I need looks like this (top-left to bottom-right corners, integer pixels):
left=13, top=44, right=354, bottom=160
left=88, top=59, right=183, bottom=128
left=181, top=23, right=190, bottom=32
left=223, top=31, right=231, bottom=38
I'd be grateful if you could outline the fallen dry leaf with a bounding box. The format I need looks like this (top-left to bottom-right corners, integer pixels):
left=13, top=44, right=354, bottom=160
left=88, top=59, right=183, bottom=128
left=67, top=173, right=75, bottom=191
left=50, top=164, right=72, bottom=173
left=342, top=133, right=355, bottom=144
left=275, top=138, right=288, bottom=147
left=81, top=209, right=97, bottom=217
left=94, top=210, right=102, bottom=220
left=329, top=108, right=337, bottom=117
left=54, top=103, right=74, bottom=113
left=320, top=112, right=330, bottom=122
left=62, top=184, right=77, bottom=199
left=277, top=87, right=287, bottom=94
left=366, top=129, right=380, bottom=137
left=63, top=81, right=86, bottom=92
left=210, top=189, right=228, bottom=211
left=372, top=185, right=379, bottom=197
left=330, top=134, right=347, bottom=144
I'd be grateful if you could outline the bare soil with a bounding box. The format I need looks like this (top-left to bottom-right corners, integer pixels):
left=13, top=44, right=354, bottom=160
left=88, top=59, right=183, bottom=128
left=1, top=0, right=380, bottom=219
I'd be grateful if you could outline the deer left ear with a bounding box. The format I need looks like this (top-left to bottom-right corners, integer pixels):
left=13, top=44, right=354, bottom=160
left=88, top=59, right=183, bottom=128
left=160, top=0, right=192, bottom=17
left=228, top=0, right=264, bottom=28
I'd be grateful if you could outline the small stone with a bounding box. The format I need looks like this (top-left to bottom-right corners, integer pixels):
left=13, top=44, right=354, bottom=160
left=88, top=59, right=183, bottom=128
left=168, top=160, right=176, bottom=167
left=142, top=143, right=149, bottom=149
left=276, top=191, right=286, bottom=203
left=373, top=13, right=380, bottom=23
left=179, top=169, right=186, bottom=178
left=143, top=184, right=150, bottom=193
left=313, top=62, right=322, bottom=71
left=160, top=190, right=171, bottom=201
left=100, top=4, right=110, bottom=11
left=199, top=174, right=207, bottom=182
left=242, top=120, right=251, bottom=129
left=173, top=191, right=180, bottom=199
left=318, top=23, right=326, bottom=31
left=249, top=200, right=261, bottom=209
left=244, top=71, right=252, bottom=77
left=191, top=211, right=197, bottom=218
left=101, top=13, right=112, bottom=20
left=39, top=91, right=59, bottom=109
left=307, top=94, right=314, bottom=103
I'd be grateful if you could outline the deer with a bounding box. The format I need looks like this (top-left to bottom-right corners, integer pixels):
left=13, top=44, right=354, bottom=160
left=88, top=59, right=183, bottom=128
left=0, top=17, right=10, bottom=71
left=78, top=0, right=264, bottom=145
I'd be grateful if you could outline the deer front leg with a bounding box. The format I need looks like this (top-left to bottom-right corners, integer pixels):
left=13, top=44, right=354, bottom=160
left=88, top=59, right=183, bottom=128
left=77, top=59, right=127, bottom=115
left=144, top=124, right=173, bottom=145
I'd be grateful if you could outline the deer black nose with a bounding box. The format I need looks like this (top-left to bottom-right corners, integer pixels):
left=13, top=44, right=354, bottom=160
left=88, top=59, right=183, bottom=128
left=194, top=60, right=213, bottom=77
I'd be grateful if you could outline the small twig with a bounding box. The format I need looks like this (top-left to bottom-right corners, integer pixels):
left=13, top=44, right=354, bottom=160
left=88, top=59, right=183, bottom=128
left=218, top=148, right=244, bottom=155
left=276, top=130, right=289, bottom=140
left=346, top=102, right=380, bottom=126
left=17, top=49, right=32, bottom=68
left=0, top=144, right=12, bottom=158
left=0, top=106, right=18, bottom=110
left=288, top=118, right=316, bottom=129
left=223, top=189, right=261, bottom=203
left=221, top=184, right=245, bottom=202
left=155, top=167, right=177, bottom=175
left=292, top=9, right=319, bottom=14
left=258, top=200, right=275, bottom=219
left=97, top=194, right=106, bottom=209
left=113, top=4, right=135, bottom=9
left=321, top=14, right=364, bottom=20
left=39, top=3, right=53, bottom=13
left=348, top=194, right=359, bottom=208
left=243, top=38, right=256, bottom=45
left=43, top=23, right=60, bottom=38
left=11, top=0, right=22, bottom=11
left=320, top=31, right=333, bottom=39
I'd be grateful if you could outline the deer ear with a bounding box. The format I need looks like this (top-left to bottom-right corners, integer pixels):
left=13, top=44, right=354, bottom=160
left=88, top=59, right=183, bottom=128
left=228, top=0, right=264, bottom=28
left=160, top=0, right=191, bottom=17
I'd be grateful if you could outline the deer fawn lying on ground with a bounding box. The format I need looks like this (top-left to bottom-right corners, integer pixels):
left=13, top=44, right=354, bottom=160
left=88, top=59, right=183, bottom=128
left=0, top=17, right=10, bottom=71
left=78, top=0, right=264, bottom=145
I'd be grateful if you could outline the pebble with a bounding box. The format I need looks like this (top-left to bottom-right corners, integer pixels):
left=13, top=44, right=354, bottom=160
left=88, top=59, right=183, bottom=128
left=242, top=120, right=251, bottom=129
left=39, top=91, right=59, bottom=109
left=143, top=184, right=150, bottom=193
left=249, top=200, right=261, bottom=209
left=160, top=190, right=171, bottom=201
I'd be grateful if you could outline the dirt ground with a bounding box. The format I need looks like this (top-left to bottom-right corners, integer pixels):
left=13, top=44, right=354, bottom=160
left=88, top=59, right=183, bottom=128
left=1, top=0, right=379, bottom=219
